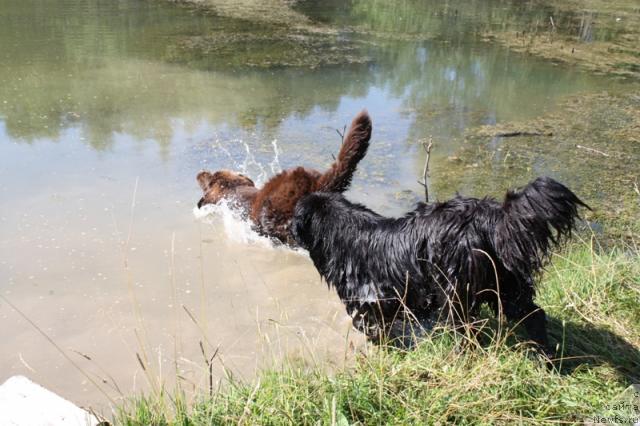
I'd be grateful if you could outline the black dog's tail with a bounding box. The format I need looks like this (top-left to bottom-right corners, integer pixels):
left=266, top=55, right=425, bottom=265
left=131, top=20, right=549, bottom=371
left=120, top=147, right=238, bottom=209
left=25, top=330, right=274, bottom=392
left=495, top=177, right=589, bottom=281
left=316, top=110, right=372, bottom=193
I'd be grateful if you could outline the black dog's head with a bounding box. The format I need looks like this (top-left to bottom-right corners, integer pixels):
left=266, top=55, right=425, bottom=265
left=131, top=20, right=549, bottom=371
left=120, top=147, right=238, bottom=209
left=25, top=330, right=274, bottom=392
left=291, top=192, right=331, bottom=250
left=292, top=192, right=383, bottom=250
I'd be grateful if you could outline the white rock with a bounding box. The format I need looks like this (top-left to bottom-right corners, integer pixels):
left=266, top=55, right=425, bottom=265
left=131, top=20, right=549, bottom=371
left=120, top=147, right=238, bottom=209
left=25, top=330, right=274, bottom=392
left=0, top=376, right=100, bottom=426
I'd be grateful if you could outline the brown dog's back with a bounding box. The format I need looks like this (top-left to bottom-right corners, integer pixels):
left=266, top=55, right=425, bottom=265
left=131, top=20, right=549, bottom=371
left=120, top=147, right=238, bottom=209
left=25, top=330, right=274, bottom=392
left=250, top=167, right=322, bottom=244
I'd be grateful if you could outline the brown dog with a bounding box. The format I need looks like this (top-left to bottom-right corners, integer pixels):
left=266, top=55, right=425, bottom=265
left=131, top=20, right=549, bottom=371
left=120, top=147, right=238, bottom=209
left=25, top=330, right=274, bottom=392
left=197, top=110, right=372, bottom=245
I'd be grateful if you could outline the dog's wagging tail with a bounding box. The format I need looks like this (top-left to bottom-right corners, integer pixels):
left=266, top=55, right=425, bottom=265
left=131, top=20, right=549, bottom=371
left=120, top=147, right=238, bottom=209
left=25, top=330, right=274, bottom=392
left=292, top=177, right=589, bottom=352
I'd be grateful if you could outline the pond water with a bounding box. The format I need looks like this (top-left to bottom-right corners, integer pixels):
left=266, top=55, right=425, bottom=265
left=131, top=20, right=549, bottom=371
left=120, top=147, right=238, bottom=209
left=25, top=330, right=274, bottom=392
left=0, top=0, right=633, bottom=410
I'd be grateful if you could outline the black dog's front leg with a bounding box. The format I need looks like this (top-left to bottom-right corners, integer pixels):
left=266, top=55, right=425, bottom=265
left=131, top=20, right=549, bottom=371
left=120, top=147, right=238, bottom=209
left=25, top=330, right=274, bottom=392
left=348, top=303, right=379, bottom=340
left=503, top=300, right=553, bottom=358
left=349, top=301, right=434, bottom=348
left=349, top=299, right=403, bottom=343
left=522, top=306, right=549, bottom=348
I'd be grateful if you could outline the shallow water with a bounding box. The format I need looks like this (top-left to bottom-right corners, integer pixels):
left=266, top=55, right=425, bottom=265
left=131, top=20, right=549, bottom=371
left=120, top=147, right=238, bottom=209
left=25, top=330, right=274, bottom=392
left=0, top=0, right=634, bottom=410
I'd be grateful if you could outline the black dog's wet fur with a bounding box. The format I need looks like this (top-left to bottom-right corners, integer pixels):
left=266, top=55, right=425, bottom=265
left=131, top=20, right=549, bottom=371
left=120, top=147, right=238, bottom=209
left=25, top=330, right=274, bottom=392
left=292, top=177, right=589, bottom=352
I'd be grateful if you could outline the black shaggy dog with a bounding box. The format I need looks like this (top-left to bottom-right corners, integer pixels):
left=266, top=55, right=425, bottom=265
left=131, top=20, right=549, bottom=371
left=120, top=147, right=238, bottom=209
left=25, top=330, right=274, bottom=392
left=291, top=177, right=589, bottom=352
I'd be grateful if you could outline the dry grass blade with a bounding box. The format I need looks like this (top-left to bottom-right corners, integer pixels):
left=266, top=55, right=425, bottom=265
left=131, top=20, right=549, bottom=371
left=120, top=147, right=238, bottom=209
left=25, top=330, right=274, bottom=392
left=0, top=294, right=117, bottom=405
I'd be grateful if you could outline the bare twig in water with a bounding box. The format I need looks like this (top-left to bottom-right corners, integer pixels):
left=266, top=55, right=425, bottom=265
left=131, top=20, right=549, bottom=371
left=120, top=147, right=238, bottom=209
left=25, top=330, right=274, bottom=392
left=417, top=137, right=434, bottom=202
left=331, top=124, right=347, bottom=161
left=576, top=144, right=610, bottom=157
left=335, top=124, right=347, bottom=143
left=496, top=131, right=552, bottom=137
left=549, top=16, right=556, bottom=43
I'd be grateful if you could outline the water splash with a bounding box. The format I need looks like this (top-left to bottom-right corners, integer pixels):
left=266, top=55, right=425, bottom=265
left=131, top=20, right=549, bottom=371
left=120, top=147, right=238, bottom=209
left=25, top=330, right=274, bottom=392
left=194, top=200, right=306, bottom=255
left=193, top=200, right=272, bottom=247
left=269, top=139, right=282, bottom=175
left=209, top=134, right=285, bottom=187
left=241, top=140, right=269, bottom=185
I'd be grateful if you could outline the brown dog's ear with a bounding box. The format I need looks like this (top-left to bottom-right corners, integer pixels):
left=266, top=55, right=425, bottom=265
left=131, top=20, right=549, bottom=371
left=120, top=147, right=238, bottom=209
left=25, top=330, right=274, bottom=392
left=197, top=171, right=215, bottom=192
left=237, top=173, right=255, bottom=186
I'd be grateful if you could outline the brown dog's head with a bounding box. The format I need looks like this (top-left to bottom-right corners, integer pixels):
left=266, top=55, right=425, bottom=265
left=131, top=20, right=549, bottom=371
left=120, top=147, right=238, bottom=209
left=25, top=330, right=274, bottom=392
left=197, top=170, right=255, bottom=208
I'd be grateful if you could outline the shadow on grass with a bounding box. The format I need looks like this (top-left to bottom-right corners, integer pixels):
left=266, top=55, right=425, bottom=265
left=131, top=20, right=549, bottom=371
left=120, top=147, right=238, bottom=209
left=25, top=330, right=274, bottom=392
left=387, top=310, right=640, bottom=386
left=547, top=316, right=640, bottom=383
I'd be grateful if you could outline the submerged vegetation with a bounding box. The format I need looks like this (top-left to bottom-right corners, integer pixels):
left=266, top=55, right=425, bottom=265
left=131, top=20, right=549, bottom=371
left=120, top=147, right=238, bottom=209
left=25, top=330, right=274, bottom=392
left=118, top=239, right=640, bottom=424
left=440, top=91, right=640, bottom=240
left=168, top=0, right=310, bottom=27
left=346, top=0, right=640, bottom=79
left=486, top=0, right=640, bottom=79
left=164, top=0, right=372, bottom=69
left=168, top=0, right=640, bottom=77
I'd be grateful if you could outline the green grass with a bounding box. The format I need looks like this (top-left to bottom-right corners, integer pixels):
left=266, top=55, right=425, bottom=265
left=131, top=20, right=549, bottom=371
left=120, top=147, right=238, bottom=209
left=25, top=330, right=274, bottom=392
left=116, top=238, right=640, bottom=425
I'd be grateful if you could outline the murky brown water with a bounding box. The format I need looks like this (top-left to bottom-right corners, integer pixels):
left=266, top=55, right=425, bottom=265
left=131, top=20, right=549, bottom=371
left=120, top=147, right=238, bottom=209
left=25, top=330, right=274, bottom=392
left=0, top=0, right=635, bottom=412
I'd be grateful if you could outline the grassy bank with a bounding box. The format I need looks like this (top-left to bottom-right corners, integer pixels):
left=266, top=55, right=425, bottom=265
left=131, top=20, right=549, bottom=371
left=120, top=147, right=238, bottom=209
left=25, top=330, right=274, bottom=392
left=116, top=237, right=640, bottom=425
